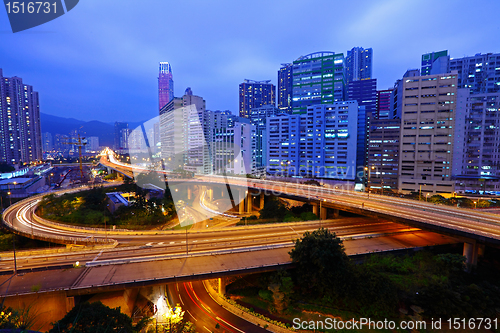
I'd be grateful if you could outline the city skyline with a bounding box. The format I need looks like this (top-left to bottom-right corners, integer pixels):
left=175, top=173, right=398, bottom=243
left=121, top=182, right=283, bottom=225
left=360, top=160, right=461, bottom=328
left=1, top=0, right=499, bottom=122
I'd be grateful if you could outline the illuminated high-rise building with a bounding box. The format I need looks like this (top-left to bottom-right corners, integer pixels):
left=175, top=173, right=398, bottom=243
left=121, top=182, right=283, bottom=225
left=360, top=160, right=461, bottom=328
left=346, top=47, right=373, bottom=82
left=158, top=62, right=174, bottom=111
left=278, top=63, right=293, bottom=113
left=238, top=79, right=275, bottom=118
left=0, top=68, right=42, bottom=164
left=291, top=52, right=346, bottom=114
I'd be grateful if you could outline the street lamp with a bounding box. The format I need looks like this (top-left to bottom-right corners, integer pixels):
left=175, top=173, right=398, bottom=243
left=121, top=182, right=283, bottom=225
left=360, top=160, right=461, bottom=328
left=419, top=184, right=425, bottom=201
left=426, top=193, right=429, bottom=202
left=474, top=201, right=477, bottom=209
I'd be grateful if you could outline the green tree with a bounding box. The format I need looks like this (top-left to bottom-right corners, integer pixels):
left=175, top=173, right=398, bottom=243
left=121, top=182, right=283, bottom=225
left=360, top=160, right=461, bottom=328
left=289, top=228, right=350, bottom=297
left=49, top=301, right=148, bottom=333
left=259, top=197, right=288, bottom=220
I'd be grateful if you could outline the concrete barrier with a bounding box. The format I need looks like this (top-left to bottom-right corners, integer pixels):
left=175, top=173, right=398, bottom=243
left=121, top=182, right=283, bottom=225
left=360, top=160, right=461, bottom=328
left=203, top=280, right=295, bottom=333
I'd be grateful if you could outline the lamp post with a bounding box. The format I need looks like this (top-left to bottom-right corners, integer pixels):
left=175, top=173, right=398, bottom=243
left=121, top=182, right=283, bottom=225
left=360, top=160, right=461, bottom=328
left=426, top=193, right=429, bottom=202
left=474, top=201, right=477, bottom=209
left=419, top=184, right=425, bottom=201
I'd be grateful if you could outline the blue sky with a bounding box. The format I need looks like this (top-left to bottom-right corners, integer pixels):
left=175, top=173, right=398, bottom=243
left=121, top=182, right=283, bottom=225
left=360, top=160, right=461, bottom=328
left=1, top=0, right=499, bottom=122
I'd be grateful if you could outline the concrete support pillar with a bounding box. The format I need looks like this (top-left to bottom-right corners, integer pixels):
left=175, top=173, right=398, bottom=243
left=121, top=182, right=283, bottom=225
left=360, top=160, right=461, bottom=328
left=260, top=193, right=265, bottom=209
left=238, top=190, right=245, bottom=214
left=320, top=207, right=327, bottom=220
left=333, top=209, right=340, bottom=219
left=107, top=167, right=112, bottom=175
left=463, top=242, right=479, bottom=270
left=246, top=191, right=252, bottom=213
left=187, top=187, right=192, bottom=200
left=218, top=277, right=226, bottom=295
left=312, top=203, right=318, bottom=216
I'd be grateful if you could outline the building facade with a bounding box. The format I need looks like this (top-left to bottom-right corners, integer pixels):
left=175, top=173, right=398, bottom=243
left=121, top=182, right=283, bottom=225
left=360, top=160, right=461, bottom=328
left=158, top=62, right=174, bottom=111
left=421, top=50, right=449, bottom=76
left=346, top=47, right=373, bottom=82
left=376, top=89, right=393, bottom=119
left=398, top=73, right=458, bottom=194
left=278, top=63, right=293, bottom=113
left=453, top=90, right=500, bottom=194
left=450, top=52, right=500, bottom=94
left=212, top=120, right=255, bottom=175
left=0, top=69, right=42, bottom=164
left=238, top=79, right=275, bottom=118
left=249, top=104, right=284, bottom=168
left=291, top=52, right=346, bottom=114
left=114, top=122, right=129, bottom=150
left=159, top=92, right=212, bottom=174
left=266, top=101, right=359, bottom=180
left=367, top=118, right=401, bottom=192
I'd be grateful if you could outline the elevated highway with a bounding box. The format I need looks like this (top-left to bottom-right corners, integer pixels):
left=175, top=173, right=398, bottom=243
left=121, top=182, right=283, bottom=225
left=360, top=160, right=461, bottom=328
left=101, top=152, right=500, bottom=247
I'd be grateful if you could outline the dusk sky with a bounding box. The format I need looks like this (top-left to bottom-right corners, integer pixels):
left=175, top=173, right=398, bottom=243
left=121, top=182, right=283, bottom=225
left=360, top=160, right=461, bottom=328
left=1, top=0, right=499, bottom=123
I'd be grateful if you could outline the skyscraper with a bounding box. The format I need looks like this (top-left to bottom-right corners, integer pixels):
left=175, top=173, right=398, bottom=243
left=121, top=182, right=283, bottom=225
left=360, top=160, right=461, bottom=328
left=449, top=52, right=500, bottom=94
left=278, top=63, right=293, bottom=113
left=376, top=89, right=393, bottom=119
left=291, top=52, right=346, bottom=114
left=346, top=47, right=373, bottom=82
left=347, top=79, right=377, bottom=171
left=266, top=101, right=359, bottom=180
left=421, top=50, right=449, bottom=76
left=114, top=122, right=129, bottom=150
left=398, top=73, right=458, bottom=194
left=158, top=62, right=174, bottom=111
left=453, top=90, right=500, bottom=194
left=249, top=104, right=284, bottom=168
left=239, top=79, right=275, bottom=118
left=0, top=69, right=42, bottom=164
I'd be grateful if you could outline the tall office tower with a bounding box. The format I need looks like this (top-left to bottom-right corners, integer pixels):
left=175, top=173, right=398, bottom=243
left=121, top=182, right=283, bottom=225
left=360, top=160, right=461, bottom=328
left=278, top=63, right=293, bottom=113
left=212, top=120, right=256, bottom=175
left=376, top=89, right=393, bottom=119
left=158, top=62, right=174, bottom=111
left=449, top=52, right=500, bottom=94
left=398, top=73, right=458, bottom=194
left=453, top=90, right=500, bottom=194
left=239, top=79, right=275, bottom=118
left=367, top=118, right=401, bottom=192
left=0, top=69, right=42, bottom=164
left=291, top=52, right=346, bottom=114
left=160, top=91, right=210, bottom=174
left=114, top=122, right=129, bottom=150
left=347, top=78, right=377, bottom=170
left=249, top=104, right=284, bottom=168
left=42, top=132, right=53, bottom=153
left=267, top=101, right=359, bottom=180
left=346, top=47, right=373, bottom=82
left=85, top=136, right=100, bottom=152
left=421, top=50, right=450, bottom=76
left=391, top=69, right=421, bottom=120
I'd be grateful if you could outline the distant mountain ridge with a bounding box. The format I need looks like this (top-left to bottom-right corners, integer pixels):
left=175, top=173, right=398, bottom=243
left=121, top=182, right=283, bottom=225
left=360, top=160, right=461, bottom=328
left=40, top=113, right=111, bottom=147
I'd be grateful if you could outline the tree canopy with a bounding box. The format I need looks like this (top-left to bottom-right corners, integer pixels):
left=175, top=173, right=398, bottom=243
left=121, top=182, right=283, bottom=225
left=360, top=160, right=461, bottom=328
left=48, top=301, right=147, bottom=333
left=289, top=228, right=350, bottom=296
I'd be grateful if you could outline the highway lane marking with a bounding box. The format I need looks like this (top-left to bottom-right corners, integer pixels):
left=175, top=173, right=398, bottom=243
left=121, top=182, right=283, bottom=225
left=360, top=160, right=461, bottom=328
left=186, top=309, right=197, bottom=321
left=203, top=327, right=212, bottom=332
left=158, top=242, right=164, bottom=245
left=91, top=250, right=104, bottom=262
left=170, top=242, right=175, bottom=244
left=176, top=283, right=179, bottom=291
left=289, top=226, right=300, bottom=237
left=179, top=294, right=184, bottom=305
left=146, top=242, right=153, bottom=246
left=216, top=317, right=245, bottom=333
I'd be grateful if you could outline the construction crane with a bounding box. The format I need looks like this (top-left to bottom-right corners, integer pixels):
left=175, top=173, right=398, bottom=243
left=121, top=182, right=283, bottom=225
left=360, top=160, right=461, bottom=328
left=62, top=134, right=87, bottom=179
